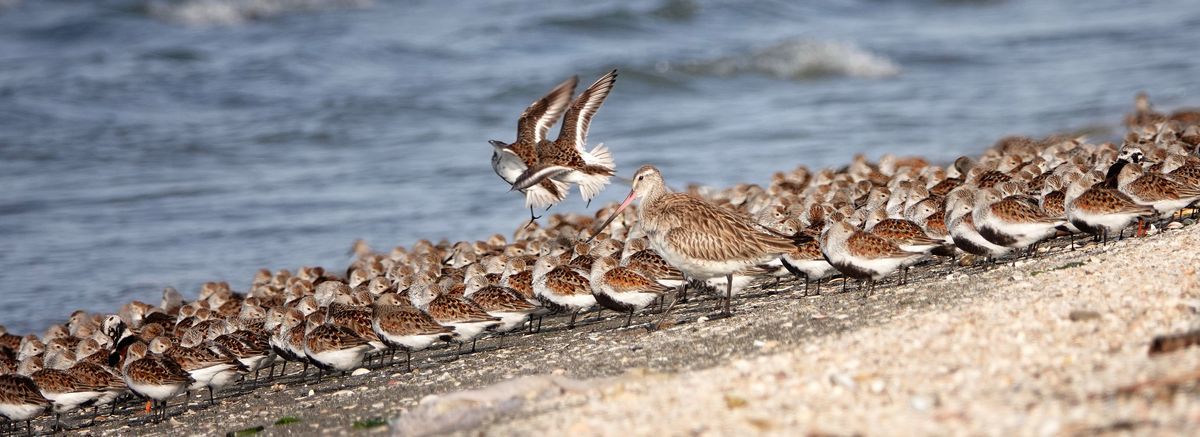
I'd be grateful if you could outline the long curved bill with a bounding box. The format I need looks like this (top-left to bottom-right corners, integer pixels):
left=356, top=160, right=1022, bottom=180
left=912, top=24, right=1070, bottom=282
left=586, top=189, right=637, bottom=242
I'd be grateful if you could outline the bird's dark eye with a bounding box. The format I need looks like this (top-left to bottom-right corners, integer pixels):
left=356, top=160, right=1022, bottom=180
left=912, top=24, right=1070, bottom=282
left=637, top=175, right=643, bottom=181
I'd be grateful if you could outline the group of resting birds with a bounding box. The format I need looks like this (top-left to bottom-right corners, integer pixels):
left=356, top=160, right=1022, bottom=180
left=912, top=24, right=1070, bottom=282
left=1, top=87, right=1198, bottom=434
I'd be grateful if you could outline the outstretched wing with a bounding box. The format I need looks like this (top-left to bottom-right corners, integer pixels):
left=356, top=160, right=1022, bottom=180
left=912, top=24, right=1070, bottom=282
left=516, top=76, right=578, bottom=144
left=557, top=70, right=617, bottom=152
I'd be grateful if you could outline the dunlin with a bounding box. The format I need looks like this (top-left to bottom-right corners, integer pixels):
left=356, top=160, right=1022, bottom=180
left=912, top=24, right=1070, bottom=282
left=866, top=210, right=943, bottom=254
left=532, top=255, right=597, bottom=327
left=1065, top=168, right=1155, bottom=243
left=303, top=319, right=371, bottom=376
left=778, top=235, right=837, bottom=296
left=0, top=374, right=50, bottom=431
left=27, top=363, right=103, bottom=430
left=410, top=284, right=500, bottom=353
left=490, top=76, right=579, bottom=222
left=588, top=256, right=670, bottom=327
left=512, top=70, right=619, bottom=206
left=464, top=276, right=541, bottom=334
left=621, top=238, right=685, bottom=289
left=945, top=188, right=1012, bottom=259
left=118, top=341, right=192, bottom=423
left=149, top=336, right=245, bottom=406
left=821, top=216, right=925, bottom=296
left=64, top=361, right=125, bottom=412
left=370, top=293, right=454, bottom=371
left=972, top=187, right=1063, bottom=254
left=1116, top=147, right=1200, bottom=219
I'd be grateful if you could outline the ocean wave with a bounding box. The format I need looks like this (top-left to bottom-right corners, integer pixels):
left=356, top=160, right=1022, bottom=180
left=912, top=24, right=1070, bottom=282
left=660, top=39, right=901, bottom=80
left=541, top=0, right=698, bottom=31
left=145, top=0, right=373, bottom=26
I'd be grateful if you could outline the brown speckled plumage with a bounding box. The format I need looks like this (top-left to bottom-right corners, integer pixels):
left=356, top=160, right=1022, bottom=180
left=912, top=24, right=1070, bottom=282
left=373, top=305, right=452, bottom=338
left=871, top=219, right=939, bottom=247
left=526, top=71, right=618, bottom=174
left=977, top=171, right=1012, bottom=189
left=989, top=197, right=1060, bottom=224
left=163, top=344, right=239, bottom=372
left=923, top=211, right=948, bottom=238
left=542, top=266, right=592, bottom=297
left=124, top=353, right=192, bottom=389
left=31, top=368, right=101, bottom=395
left=1124, top=172, right=1200, bottom=204
left=1041, top=190, right=1066, bottom=217
left=1169, top=164, right=1200, bottom=187
left=304, top=324, right=368, bottom=355
left=600, top=267, right=671, bottom=296
left=929, top=178, right=961, bottom=197
left=624, top=250, right=684, bottom=282
left=503, top=270, right=535, bottom=300
left=0, top=374, right=50, bottom=419
left=67, top=362, right=124, bottom=393
left=1073, top=186, right=1154, bottom=215
left=426, top=293, right=498, bottom=324
left=846, top=231, right=912, bottom=259
left=328, top=305, right=382, bottom=345
left=469, top=286, right=537, bottom=313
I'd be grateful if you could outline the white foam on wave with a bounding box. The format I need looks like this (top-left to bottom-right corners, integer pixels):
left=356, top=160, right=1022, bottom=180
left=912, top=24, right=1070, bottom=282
left=146, top=0, right=373, bottom=26
left=662, top=39, right=901, bottom=80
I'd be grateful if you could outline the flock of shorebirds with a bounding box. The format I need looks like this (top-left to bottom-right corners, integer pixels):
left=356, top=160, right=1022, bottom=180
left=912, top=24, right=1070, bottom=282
left=2, top=71, right=1200, bottom=434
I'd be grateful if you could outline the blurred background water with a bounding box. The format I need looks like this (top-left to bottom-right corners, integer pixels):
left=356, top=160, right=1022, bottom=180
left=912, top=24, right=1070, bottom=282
left=1, top=0, right=1198, bottom=333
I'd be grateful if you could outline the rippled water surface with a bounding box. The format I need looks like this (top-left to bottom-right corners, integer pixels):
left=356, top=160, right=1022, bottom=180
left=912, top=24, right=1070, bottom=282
left=1, top=0, right=1198, bottom=332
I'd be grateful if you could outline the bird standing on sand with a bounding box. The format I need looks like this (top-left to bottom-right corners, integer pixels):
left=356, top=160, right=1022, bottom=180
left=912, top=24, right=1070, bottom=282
left=590, top=165, right=793, bottom=317
left=820, top=215, right=925, bottom=297
left=0, top=373, right=51, bottom=432
left=512, top=70, right=619, bottom=207
left=489, top=76, right=579, bottom=223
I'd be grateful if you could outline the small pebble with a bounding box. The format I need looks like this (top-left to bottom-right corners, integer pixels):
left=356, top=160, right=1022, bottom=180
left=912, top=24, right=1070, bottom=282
left=1068, top=310, right=1101, bottom=322
left=910, top=395, right=933, bottom=411
left=830, top=373, right=856, bottom=389
left=351, top=368, right=370, bottom=376
left=1167, top=222, right=1184, bottom=230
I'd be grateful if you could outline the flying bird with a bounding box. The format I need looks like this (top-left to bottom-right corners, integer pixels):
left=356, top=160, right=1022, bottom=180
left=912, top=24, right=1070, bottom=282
left=489, top=75, right=579, bottom=223
left=511, top=69, right=619, bottom=208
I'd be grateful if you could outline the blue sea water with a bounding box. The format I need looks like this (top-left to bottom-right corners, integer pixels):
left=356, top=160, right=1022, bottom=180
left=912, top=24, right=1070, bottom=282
left=1, top=0, right=1198, bottom=332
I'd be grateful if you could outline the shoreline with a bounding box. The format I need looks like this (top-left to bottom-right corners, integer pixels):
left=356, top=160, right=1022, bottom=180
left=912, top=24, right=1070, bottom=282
left=69, top=220, right=1200, bottom=436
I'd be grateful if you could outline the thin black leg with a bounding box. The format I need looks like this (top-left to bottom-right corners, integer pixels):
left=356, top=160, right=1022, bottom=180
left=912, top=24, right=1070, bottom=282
left=525, top=207, right=540, bottom=228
